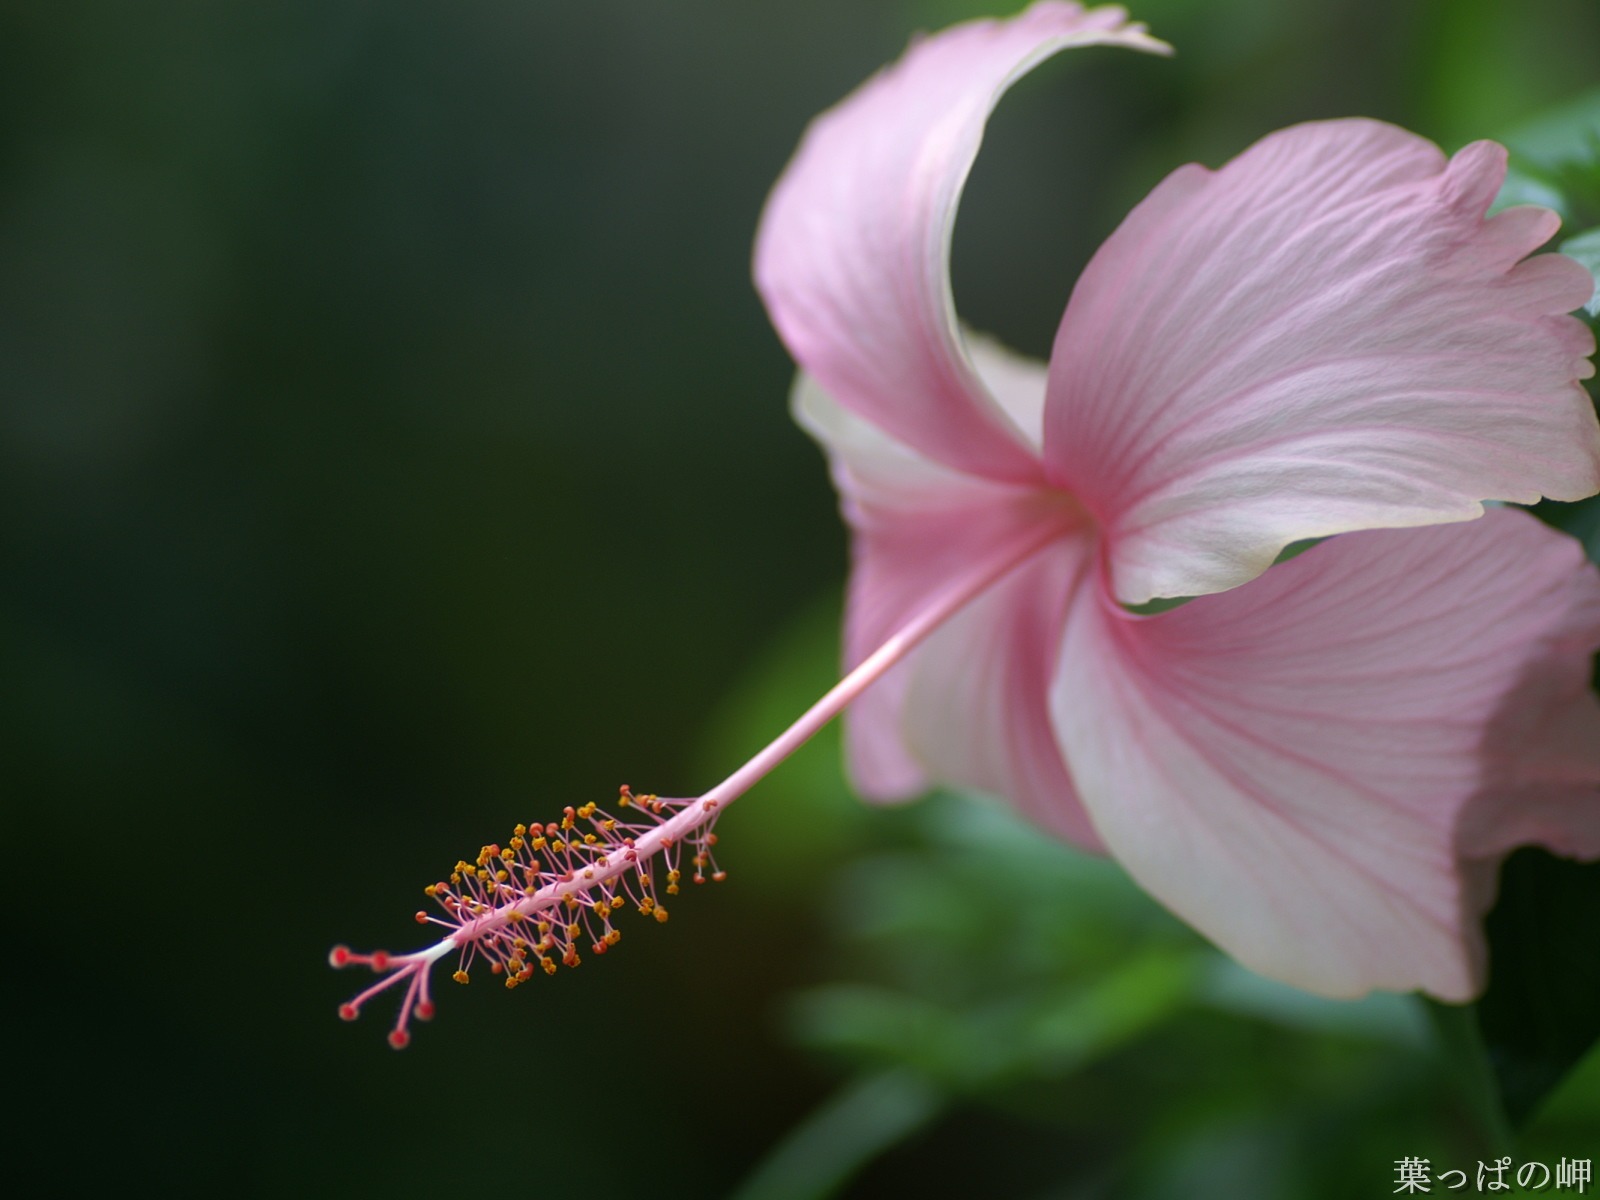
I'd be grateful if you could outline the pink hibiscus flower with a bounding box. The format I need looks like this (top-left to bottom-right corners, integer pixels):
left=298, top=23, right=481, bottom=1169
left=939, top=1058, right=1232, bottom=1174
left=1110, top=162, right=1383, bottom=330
left=334, top=2, right=1600, bottom=1047
left=752, top=2, right=1600, bottom=1000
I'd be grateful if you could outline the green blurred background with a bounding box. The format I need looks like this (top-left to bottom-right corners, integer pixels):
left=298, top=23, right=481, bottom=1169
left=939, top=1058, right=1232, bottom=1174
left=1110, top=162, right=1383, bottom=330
left=5, top=1, right=1598, bottom=1196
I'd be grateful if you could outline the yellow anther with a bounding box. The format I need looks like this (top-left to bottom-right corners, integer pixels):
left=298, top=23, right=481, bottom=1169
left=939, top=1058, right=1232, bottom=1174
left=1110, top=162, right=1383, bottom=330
left=453, top=970, right=470, bottom=985
left=542, top=958, right=557, bottom=975
left=654, top=907, right=669, bottom=923
left=513, top=824, right=527, bottom=837
left=508, top=911, right=524, bottom=925
left=667, top=883, right=680, bottom=895
left=567, top=923, right=580, bottom=938
left=583, top=834, right=598, bottom=846
left=609, top=895, right=625, bottom=911
left=639, top=897, right=655, bottom=915
left=423, top=884, right=437, bottom=897
left=603, top=819, right=617, bottom=832
left=604, top=929, right=621, bottom=947
left=667, top=870, right=680, bottom=883
left=531, top=837, right=547, bottom=851
left=551, top=840, right=566, bottom=854
left=561, top=815, right=574, bottom=831
left=496, top=870, right=509, bottom=882
left=537, top=921, right=551, bottom=934
left=450, top=872, right=461, bottom=885
left=618, top=793, right=631, bottom=808
left=510, top=836, right=524, bottom=850
left=501, top=848, right=515, bottom=863
left=476, top=868, right=490, bottom=882
left=505, top=977, right=518, bottom=990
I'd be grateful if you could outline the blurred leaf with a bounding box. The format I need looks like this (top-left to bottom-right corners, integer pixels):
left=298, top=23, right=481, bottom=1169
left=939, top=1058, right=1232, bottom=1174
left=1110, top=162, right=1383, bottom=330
left=1520, top=1039, right=1600, bottom=1160
left=788, top=983, right=966, bottom=1079
left=1423, top=1000, right=1514, bottom=1153
left=1423, top=0, right=1600, bottom=154
left=1494, top=163, right=1571, bottom=217
left=1199, top=960, right=1432, bottom=1046
left=1496, top=87, right=1600, bottom=227
left=1530, top=495, right=1600, bottom=565
left=1135, top=1114, right=1301, bottom=1200
left=789, top=949, right=1201, bottom=1091
left=1022, top=949, right=1202, bottom=1068
left=695, top=592, right=870, bottom=898
left=1475, top=849, right=1600, bottom=1126
left=1503, top=86, right=1600, bottom=175
left=1560, top=226, right=1600, bottom=315
left=730, top=1069, right=946, bottom=1200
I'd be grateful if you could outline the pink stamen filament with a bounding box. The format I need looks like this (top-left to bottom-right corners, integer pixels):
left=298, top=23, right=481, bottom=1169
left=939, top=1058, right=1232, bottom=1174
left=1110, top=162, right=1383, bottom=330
left=332, top=516, right=1071, bottom=1046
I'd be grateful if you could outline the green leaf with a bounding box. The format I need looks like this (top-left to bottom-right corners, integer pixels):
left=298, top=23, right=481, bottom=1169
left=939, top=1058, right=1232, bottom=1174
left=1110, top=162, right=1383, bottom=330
left=729, top=1069, right=946, bottom=1200
left=1494, top=162, right=1570, bottom=218
left=787, top=983, right=969, bottom=1080
left=1559, top=226, right=1600, bottom=316
left=1503, top=87, right=1600, bottom=175
left=1199, top=960, right=1432, bottom=1045
left=1531, top=494, right=1600, bottom=566
left=1423, top=999, right=1514, bottom=1153
left=1520, top=1041, right=1600, bottom=1162
left=1475, top=849, right=1600, bottom=1126
left=1021, top=949, right=1202, bottom=1069
left=1496, top=87, right=1600, bottom=228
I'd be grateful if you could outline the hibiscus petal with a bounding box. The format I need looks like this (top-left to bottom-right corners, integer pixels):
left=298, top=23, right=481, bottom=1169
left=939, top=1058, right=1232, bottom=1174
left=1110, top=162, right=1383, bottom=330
left=1044, top=119, right=1600, bottom=605
left=902, top=538, right=1104, bottom=850
left=1050, top=510, right=1600, bottom=999
left=756, top=2, right=1167, bottom=486
left=794, top=348, right=1102, bottom=848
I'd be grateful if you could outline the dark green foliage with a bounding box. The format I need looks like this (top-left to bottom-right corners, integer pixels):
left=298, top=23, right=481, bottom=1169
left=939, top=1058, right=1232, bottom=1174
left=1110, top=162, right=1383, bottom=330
left=1477, top=852, right=1600, bottom=1126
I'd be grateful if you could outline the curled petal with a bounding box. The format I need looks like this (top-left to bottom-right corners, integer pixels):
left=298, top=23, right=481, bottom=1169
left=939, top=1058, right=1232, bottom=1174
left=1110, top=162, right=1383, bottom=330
left=794, top=352, right=1102, bottom=849
left=756, top=2, right=1167, bottom=485
left=1044, top=119, right=1600, bottom=604
left=1050, top=510, right=1600, bottom=999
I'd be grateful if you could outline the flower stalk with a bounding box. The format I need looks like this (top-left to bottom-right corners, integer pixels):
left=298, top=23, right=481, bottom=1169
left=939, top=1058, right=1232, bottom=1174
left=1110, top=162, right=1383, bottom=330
left=332, top=518, right=1071, bottom=1047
